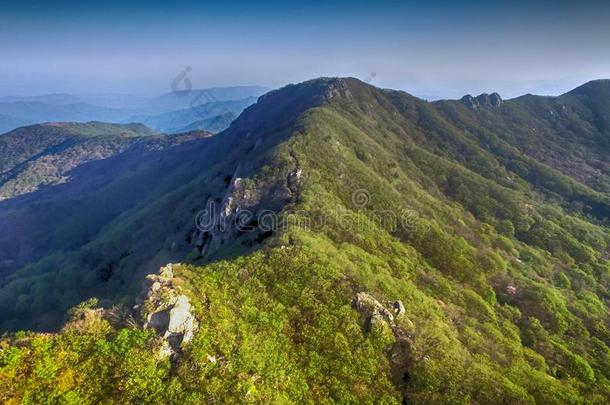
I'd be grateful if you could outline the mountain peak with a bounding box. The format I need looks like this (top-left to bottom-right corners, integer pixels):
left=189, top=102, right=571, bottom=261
left=260, top=76, right=359, bottom=101
left=227, top=77, right=364, bottom=135
left=564, top=79, right=610, bottom=97
left=460, top=92, right=503, bottom=109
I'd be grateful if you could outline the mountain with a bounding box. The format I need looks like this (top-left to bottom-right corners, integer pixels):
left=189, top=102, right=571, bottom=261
left=0, top=101, right=133, bottom=133
left=0, top=113, right=30, bottom=134
left=75, top=93, right=151, bottom=109
left=177, top=111, right=238, bottom=133
left=559, top=79, right=610, bottom=136
left=0, top=87, right=269, bottom=133
left=0, top=122, right=159, bottom=200
left=0, top=122, right=213, bottom=304
left=127, top=97, right=256, bottom=133
left=0, top=78, right=609, bottom=403
left=144, top=85, right=270, bottom=114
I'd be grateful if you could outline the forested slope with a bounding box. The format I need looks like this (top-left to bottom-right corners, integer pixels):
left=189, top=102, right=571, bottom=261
left=1, top=78, right=608, bottom=403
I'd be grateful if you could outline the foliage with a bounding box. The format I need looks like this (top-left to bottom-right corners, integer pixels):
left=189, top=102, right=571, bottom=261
left=1, top=78, right=609, bottom=403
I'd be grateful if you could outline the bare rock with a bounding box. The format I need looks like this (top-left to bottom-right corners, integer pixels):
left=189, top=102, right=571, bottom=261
left=460, top=95, right=478, bottom=109
left=461, top=92, right=503, bottom=109
left=165, top=295, right=198, bottom=344
left=353, top=292, right=395, bottom=328
left=354, top=293, right=415, bottom=341
left=147, top=308, right=171, bottom=334
left=159, top=263, right=174, bottom=280
left=392, top=300, right=406, bottom=318
left=136, top=264, right=199, bottom=359
left=354, top=292, right=415, bottom=399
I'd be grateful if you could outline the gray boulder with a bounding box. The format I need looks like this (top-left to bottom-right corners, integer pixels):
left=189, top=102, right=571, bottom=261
left=353, top=292, right=395, bottom=331
left=137, top=263, right=199, bottom=359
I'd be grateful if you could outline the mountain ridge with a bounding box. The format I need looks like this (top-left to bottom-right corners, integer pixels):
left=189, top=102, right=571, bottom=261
left=0, top=86, right=270, bottom=134
left=127, top=97, right=257, bottom=133
left=0, top=121, right=162, bottom=200
left=0, top=77, right=609, bottom=403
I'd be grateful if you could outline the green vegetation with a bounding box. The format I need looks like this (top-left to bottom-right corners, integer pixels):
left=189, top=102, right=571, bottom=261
left=1, top=78, right=609, bottom=403
left=0, top=122, right=160, bottom=200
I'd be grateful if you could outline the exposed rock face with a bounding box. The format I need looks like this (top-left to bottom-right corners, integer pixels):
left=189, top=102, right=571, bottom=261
left=487, top=92, right=503, bottom=107
left=391, top=300, right=406, bottom=318
left=461, top=92, right=503, bottom=109
left=192, top=145, right=301, bottom=258
left=460, top=95, right=478, bottom=109
left=167, top=295, right=197, bottom=344
left=324, top=77, right=354, bottom=101
left=354, top=292, right=395, bottom=330
left=353, top=292, right=415, bottom=396
left=135, top=263, right=198, bottom=359
left=353, top=292, right=412, bottom=332
left=195, top=165, right=263, bottom=256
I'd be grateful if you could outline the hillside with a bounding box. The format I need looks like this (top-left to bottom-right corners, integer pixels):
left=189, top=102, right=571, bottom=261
left=0, top=78, right=609, bottom=403
left=0, top=122, right=159, bottom=200
left=0, top=123, right=212, bottom=292
left=177, top=111, right=238, bottom=133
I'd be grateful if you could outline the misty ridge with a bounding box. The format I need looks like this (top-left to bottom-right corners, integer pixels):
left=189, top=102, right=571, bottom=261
left=0, top=85, right=269, bottom=134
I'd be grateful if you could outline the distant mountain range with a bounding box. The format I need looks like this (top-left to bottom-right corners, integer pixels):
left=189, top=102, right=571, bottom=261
left=126, top=97, right=258, bottom=133
left=0, top=102, right=128, bottom=133
left=178, top=111, right=239, bottom=133
left=0, top=86, right=269, bottom=134
left=0, top=93, right=83, bottom=105
left=143, top=85, right=269, bottom=114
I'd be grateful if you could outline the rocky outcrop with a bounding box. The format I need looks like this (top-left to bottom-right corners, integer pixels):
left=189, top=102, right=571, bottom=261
left=324, top=78, right=354, bottom=101
left=134, top=263, right=198, bottom=359
left=192, top=154, right=297, bottom=258
left=353, top=292, right=415, bottom=395
left=195, top=164, right=262, bottom=256
left=461, top=92, right=503, bottom=109
left=391, top=300, right=406, bottom=318
left=353, top=292, right=415, bottom=339
left=460, top=95, right=478, bottom=108
left=354, top=292, right=396, bottom=330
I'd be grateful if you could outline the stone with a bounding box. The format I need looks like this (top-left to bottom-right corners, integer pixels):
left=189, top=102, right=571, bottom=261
left=165, top=295, right=198, bottom=345
left=354, top=292, right=415, bottom=376
left=354, top=292, right=394, bottom=324
left=461, top=92, right=503, bottom=109
left=392, top=300, right=406, bottom=318
left=147, top=309, right=170, bottom=334
left=159, top=341, right=173, bottom=359
left=488, top=92, right=503, bottom=107
left=159, top=263, right=174, bottom=280
left=136, top=264, right=199, bottom=360
left=460, top=94, right=478, bottom=108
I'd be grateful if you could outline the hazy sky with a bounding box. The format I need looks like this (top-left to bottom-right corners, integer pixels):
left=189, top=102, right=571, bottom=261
left=1, top=0, right=609, bottom=99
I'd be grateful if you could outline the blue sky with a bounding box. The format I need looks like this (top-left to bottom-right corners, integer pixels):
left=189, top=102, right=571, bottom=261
left=1, top=0, right=609, bottom=99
